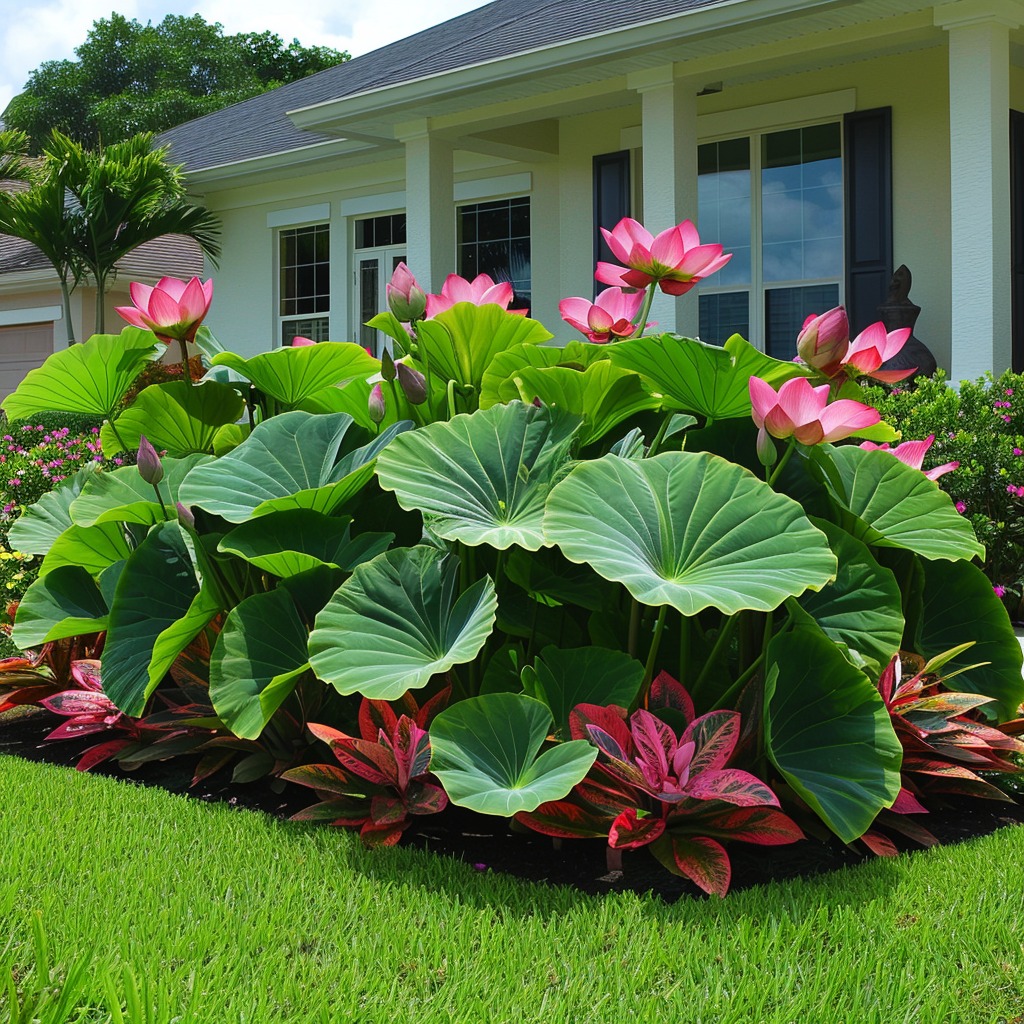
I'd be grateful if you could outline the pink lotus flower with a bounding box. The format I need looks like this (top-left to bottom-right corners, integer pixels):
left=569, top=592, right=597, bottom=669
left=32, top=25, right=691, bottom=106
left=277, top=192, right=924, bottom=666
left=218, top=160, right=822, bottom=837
left=859, top=434, right=959, bottom=480
left=840, top=322, right=916, bottom=383
left=386, top=262, right=427, bottom=322
left=116, top=276, right=213, bottom=343
left=749, top=375, right=881, bottom=448
left=558, top=287, right=650, bottom=343
left=425, top=273, right=525, bottom=318
left=594, top=217, right=731, bottom=296
left=796, top=307, right=849, bottom=377
left=290, top=336, right=316, bottom=347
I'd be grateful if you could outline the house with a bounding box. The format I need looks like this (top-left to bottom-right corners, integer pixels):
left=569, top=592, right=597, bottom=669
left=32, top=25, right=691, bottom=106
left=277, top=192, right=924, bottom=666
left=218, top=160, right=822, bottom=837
left=158, top=0, right=1024, bottom=381
left=0, top=233, right=202, bottom=399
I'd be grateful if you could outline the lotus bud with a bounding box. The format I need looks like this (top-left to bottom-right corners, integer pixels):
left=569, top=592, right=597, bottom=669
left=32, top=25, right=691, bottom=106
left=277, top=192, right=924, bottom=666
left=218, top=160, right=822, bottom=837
left=291, top=336, right=316, bottom=347
left=386, top=262, right=427, bottom=322
left=368, top=383, right=387, bottom=424
left=796, top=307, right=849, bottom=378
left=137, top=435, right=164, bottom=485
left=381, top=349, right=397, bottom=382
left=756, top=428, right=778, bottom=468
left=176, top=502, right=195, bottom=530
left=396, top=361, right=427, bottom=405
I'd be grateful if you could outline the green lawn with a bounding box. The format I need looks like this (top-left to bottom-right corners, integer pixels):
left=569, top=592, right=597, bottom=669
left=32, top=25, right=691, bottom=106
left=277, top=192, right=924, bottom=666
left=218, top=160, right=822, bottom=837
left=2, top=755, right=1024, bottom=1023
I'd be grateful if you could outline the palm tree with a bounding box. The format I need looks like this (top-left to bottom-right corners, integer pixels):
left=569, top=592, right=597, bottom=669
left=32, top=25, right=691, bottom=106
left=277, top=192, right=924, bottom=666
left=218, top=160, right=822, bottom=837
left=0, top=130, right=221, bottom=341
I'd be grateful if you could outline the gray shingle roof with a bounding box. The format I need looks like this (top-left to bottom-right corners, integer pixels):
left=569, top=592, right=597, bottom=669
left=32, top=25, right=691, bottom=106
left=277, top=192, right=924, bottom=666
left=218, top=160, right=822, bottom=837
left=160, top=0, right=726, bottom=171
left=0, top=234, right=203, bottom=282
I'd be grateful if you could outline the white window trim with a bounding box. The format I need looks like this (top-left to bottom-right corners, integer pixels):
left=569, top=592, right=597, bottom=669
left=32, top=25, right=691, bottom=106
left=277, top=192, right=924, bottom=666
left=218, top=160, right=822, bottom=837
left=277, top=221, right=331, bottom=348
left=266, top=203, right=331, bottom=229
left=0, top=305, right=62, bottom=327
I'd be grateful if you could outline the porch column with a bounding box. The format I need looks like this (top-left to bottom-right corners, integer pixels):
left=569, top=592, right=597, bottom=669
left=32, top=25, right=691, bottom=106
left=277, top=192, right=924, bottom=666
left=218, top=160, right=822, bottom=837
left=936, top=0, right=1020, bottom=379
left=629, top=67, right=699, bottom=337
left=399, top=121, right=455, bottom=293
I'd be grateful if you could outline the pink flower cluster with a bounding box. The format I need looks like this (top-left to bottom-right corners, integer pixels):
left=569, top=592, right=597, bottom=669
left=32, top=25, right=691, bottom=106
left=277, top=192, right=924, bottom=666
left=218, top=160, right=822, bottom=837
left=1007, top=484, right=1024, bottom=498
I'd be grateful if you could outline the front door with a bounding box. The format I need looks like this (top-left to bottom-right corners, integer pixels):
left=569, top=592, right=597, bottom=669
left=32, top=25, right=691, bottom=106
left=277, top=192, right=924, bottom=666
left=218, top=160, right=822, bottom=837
left=355, top=246, right=406, bottom=357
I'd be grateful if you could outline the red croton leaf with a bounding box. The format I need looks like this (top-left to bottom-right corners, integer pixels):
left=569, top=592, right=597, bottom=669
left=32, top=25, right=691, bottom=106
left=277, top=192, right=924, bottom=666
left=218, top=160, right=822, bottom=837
left=609, top=809, right=665, bottom=850
left=686, top=768, right=781, bottom=808
left=860, top=830, right=899, bottom=857
left=673, top=805, right=805, bottom=846
left=516, top=799, right=613, bottom=840
left=330, top=736, right=398, bottom=787
left=359, top=699, right=398, bottom=743
left=645, top=671, right=694, bottom=723
left=41, top=690, right=117, bottom=716
left=280, top=762, right=354, bottom=797
left=359, top=820, right=405, bottom=848
left=655, top=834, right=732, bottom=897
left=569, top=702, right=630, bottom=747
left=75, top=739, right=132, bottom=772
left=406, top=781, right=448, bottom=817
left=681, top=710, right=740, bottom=775
left=45, top=718, right=111, bottom=741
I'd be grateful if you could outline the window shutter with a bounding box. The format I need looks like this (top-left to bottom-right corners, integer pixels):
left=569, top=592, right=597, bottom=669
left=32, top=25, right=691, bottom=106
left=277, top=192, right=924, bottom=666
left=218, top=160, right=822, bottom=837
left=1011, top=110, right=1024, bottom=371
left=844, top=108, right=893, bottom=335
left=593, top=151, right=631, bottom=294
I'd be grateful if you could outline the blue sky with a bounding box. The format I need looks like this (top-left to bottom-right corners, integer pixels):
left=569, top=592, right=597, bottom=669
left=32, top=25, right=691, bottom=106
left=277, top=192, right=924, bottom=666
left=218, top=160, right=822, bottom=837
left=0, top=0, right=492, bottom=117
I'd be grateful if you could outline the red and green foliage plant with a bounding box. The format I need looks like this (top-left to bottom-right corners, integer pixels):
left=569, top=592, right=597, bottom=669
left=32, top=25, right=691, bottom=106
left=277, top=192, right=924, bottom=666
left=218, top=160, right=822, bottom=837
left=283, top=690, right=450, bottom=847
left=861, top=650, right=1024, bottom=855
left=518, top=674, right=804, bottom=897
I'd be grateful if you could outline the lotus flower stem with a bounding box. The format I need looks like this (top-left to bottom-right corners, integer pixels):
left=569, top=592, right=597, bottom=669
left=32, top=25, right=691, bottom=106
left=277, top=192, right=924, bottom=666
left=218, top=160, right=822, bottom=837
left=631, top=283, right=658, bottom=340
left=691, top=613, right=740, bottom=703
left=151, top=484, right=171, bottom=522
left=177, top=338, right=193, bottom=386
left=641, top=605, right=669, bottom=696
left=647, top=413, right=673, bottom=458
left=106, top=420, right=132, bottom=459
left=766, top=438, right=797, bottom=487
left=627, top=598, right=641, bottom=658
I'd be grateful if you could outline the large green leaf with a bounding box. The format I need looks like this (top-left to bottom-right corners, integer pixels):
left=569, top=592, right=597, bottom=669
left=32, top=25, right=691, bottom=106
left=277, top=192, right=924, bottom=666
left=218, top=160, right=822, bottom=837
left=39, top=522, right=134, bottom=577
left=7, top=462, right=101, bottom=555
left=764, top=627, right=902, bottom=843
left=480, top=341, right=609, bottom=409
left=812, top=445, right=984, bottom=561
left=210, top=342, right=379, bottom=406
left=376, top=402, right=581, bottom=551
left=523, top=646, right=644, bottom=737
left=428, top=692, right=598, bottom=815
left=102, top=522, right=221, bottom=716
left=219, top=509, right=392, bottom=578
left=1, top=328, right=158, bottom=421
left=511, top=361, right=660, bottom=446
left=544, top=451, right=836, bottom=615
left=916, top=557, right=1024, bottom=720
left=178, top=412, right=407, bottom=523
left=607, top=333, right=803, bottom=421
left=101, top=380, right=245, bottom=457
left=209, top=588, right=310, bottom=739
left=70, top=455, right=212, bottom=527
left=12, top=566, right=108, bottom=648
left=308, top=545, right=497, bottom=699
left=415, top=304, right=552, bottom=391
left=792, top=518, right=904, bottom=675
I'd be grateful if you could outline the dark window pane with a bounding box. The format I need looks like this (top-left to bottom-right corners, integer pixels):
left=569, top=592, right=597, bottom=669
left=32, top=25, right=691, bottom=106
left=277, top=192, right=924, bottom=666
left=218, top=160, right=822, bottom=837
left=393, top=214, right=407, bottom=244
left=764, top=284, right=839, bottom=359
left=803, top=122, right=841, bottom=163
left=477, top=206, right=509, bottom=242
left=699, top=292, right=750, bottom=346
left=279, top=224, right=329, bottom=316
left=355, top=220, right=372, bottom=248
left=763, top=128, right=801, bottom=169
left=459, top=208, right=477, bottom=244
left=457, top=198, right=531, bottom=313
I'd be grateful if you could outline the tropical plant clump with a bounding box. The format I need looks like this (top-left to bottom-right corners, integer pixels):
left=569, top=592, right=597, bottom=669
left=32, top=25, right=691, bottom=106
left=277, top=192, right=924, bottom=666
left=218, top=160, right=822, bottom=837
left=862, top=370, right=1024, bottom=615
left=1, top=217, right=1022, bottom=897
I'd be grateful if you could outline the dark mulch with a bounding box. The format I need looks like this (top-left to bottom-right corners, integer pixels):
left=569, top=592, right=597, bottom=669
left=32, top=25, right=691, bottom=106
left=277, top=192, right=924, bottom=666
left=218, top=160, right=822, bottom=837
left=4, top=708, right=1024, bottom=903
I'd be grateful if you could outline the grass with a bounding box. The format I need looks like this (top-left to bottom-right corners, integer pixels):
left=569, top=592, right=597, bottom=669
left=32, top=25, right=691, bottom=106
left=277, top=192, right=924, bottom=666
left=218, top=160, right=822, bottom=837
left=2, top=756, right=1024, bottom=1023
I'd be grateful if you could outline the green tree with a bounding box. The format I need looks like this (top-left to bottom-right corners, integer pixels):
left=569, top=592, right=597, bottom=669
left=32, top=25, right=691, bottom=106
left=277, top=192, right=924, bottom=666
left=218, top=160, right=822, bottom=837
left=3, top=14, right=348, bottom=151
left=0, top=131, right=221, bottom=342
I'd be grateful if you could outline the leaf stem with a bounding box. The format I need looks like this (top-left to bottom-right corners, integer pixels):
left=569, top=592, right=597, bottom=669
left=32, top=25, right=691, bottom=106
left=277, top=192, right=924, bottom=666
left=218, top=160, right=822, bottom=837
left=627, top=598, right=641, bottom=659
left=690, top=613, right=740, bottom=704
left=642, top=605, right=669, bottom=691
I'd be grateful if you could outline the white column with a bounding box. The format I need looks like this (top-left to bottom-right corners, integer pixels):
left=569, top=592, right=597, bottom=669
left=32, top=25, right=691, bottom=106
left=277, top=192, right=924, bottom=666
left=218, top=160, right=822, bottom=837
left=629, top=67, right=699, bottom=337
left=936, top=0, right=1020, bottom=379
left=399, top=121, right=455, bottom=293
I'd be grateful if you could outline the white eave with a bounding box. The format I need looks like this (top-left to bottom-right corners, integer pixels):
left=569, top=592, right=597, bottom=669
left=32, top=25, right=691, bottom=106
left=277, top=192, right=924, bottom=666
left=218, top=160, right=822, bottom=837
left=285, top=0, right=853, bottom=132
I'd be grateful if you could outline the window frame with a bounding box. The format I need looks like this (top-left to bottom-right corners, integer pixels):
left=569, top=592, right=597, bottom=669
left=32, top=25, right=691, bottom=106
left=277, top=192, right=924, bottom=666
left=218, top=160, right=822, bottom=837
left=696, top=117, right=845, bottom=353
left=276, top=221, right=331, bottom=347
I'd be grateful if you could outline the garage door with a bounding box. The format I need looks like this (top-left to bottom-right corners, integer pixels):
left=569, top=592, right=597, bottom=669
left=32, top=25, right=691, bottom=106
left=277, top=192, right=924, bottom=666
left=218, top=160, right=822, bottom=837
left=0, top=322, right=54, bottom=400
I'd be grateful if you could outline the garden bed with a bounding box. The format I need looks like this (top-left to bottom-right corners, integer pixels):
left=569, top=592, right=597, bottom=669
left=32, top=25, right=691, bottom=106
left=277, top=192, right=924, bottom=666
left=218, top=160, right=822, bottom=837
left=5, top=706, right=1022, bottom=903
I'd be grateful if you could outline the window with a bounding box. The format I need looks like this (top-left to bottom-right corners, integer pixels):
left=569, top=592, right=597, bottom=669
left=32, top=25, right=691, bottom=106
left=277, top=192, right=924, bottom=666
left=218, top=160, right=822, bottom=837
left=457, top=197, right=531, bottom=312
left=697, top=123, right=843, bottom=357
left=279, top=224, right=329, bottom=345
left=353, top=214, right=407, bottom=355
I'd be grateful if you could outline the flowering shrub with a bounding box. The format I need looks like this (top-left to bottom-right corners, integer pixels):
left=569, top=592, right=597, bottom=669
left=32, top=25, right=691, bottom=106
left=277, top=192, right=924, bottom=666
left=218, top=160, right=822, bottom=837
left=861, top=370, right=1024, bottom=615
left=2, top=245, right=1021, bottom=896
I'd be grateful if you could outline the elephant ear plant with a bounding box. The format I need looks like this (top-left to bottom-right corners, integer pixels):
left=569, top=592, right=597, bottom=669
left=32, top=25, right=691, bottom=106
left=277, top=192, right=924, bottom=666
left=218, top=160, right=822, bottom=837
left=4, top=226, right=1023, bottom=896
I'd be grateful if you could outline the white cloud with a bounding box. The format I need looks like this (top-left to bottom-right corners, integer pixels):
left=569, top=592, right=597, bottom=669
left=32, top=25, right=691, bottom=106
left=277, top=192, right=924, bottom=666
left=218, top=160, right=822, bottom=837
left=0, top=0, right=490, bottom=122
